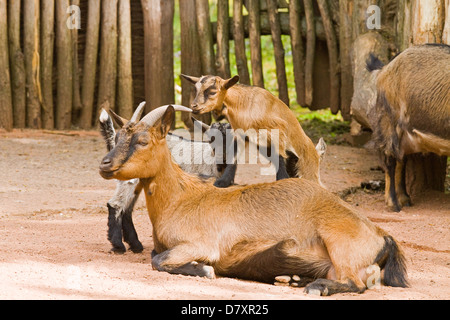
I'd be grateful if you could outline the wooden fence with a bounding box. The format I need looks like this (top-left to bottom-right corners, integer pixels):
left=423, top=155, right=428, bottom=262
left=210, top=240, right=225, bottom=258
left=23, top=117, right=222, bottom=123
left=0, top=0, right=449, bottom=131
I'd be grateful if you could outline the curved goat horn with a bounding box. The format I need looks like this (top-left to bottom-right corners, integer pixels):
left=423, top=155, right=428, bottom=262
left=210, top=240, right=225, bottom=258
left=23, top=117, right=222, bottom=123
left=129, top=101, right=146, bottom=123
left=140, top=104, right=192, bottom=127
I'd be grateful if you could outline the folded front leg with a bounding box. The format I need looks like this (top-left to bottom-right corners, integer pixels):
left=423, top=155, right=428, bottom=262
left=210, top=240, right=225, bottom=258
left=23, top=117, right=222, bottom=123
left=151, top=246, right=215, bottom=279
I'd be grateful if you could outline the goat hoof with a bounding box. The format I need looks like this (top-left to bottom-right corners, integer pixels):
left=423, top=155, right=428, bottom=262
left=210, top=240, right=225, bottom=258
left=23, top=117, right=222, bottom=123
left=398, top=195, right=412, bottom=208
left=191, top=262, right=215, bottom=279
left=129, top=242, right=144, bottom=253
left=386, top=199, right=402, bottom=212
left=110, top=247, right=126, bottom=254
left=304, top=281, right=329, bottom=296
left=389, top=204, right=402, bottom=213
left=214, top=180, right=232, bottom=188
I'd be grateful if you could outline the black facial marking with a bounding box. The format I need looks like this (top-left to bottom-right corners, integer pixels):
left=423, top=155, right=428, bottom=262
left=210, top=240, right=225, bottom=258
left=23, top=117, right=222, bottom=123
left=203, top=85, right=217, bottom=101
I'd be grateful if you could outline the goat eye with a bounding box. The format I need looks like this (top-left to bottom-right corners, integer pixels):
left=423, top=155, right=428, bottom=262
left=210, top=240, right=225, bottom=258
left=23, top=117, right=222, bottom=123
left=138, top=140, right=148, bottom=146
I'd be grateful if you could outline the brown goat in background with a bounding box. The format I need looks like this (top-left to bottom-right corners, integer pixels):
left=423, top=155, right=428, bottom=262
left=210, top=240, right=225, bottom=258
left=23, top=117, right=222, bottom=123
left=181, top=74, right=322, bottom=186
left=99, top=104, right=408, bottom=296
left=367, top=44, right=450, bottom=212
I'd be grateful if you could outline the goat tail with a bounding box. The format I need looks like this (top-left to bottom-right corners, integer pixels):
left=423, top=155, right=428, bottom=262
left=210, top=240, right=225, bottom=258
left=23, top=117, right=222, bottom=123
left=99, top=109, right=116, bottom=151
left=375, top=235, right=409, bottom=288
left=366, top=53, right=385, bottom=72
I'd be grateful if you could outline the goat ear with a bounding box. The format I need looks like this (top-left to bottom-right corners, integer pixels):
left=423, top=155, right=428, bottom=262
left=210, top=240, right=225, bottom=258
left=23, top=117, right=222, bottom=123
left=191, top=116, right=210, bottom=133
left=180, top=74, right=200, bottom=85
left=108, top=108, right=128, bottom=128
left=223, top=75, right=240, bottom=90
left=158, top=105, right=175, bottom=138
left=316, top=137, right=327, bottom=162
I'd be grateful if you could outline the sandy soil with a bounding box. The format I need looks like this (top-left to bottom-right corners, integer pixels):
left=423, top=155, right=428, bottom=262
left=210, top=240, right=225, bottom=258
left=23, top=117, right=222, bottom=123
left=0, top=129, right=448, bottom=300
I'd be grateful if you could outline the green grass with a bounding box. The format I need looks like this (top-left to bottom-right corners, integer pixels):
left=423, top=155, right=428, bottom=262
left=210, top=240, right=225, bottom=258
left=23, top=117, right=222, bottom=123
left=173, top=2, right=350, bottom=143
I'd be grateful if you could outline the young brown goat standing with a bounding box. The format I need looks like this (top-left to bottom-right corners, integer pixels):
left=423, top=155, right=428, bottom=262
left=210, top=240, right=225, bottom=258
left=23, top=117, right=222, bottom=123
left=99, top=105, right=408, bottom=296
left=181, top=74, right=321, bottom=185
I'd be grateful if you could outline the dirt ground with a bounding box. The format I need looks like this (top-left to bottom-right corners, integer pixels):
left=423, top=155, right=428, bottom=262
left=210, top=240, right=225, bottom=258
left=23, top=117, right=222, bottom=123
left=0, top=129, right=448, bottom=300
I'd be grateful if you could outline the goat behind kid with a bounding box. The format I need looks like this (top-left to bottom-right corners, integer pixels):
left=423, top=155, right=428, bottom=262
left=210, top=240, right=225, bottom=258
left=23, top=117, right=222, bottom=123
left=99, top=105, right=408, bottom=296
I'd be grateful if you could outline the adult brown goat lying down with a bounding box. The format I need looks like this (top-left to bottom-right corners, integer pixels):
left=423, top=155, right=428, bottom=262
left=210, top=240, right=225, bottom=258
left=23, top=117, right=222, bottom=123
left=367, top=44, right=450, bottom=212
left=99, top=105, right=408, bottom=296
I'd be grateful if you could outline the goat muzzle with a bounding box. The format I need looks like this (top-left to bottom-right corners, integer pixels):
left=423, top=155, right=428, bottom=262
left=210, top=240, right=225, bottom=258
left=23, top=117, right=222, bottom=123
left=99, top=157, right=117, bottom=179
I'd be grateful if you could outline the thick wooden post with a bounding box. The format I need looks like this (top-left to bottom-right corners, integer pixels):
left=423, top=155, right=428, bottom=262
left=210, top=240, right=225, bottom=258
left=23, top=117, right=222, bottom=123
left=266, top=0, right=289, bottom=105
left=317, top=0, right=340, bottom=114
left=303, top=0, right=315, bottom=107
left=233, top=0, right=250, bottom=85
left=339, top=0, right=353, bottom=120
left=55, top=0, right=73, bottom=129
left=117, top=0, right=134, bottom=119
left=8, top=0, right=26, bottom=128
left=180, top=0, right=210, bottom=127
left=80, top=0, right=100, bottom=129
left=216, top=0, right=231, bottom=79
left=248, top=0, right=264, bottom=88
left=289, top=0, right=305, bottom=107
left=97, top=0, right=118, bottom=117
left=141, top=0, right=175, bottom=113
left=40, top=0, right=55, bottom=129
left=195, top=0, right=216, bottom=75
left=412, top=0, right=446, bottom=44
left=0, top=0, right=13, bottom=131
left=24, top=0, right=41, bottom=129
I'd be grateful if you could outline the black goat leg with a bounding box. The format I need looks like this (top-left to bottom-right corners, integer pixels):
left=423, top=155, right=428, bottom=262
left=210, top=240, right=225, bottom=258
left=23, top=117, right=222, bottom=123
left=107, top=203, right=126, bottom=254
left=121, top=182, right=144, bottom=253
left=214, top=162, right=237, bottom=188
left=107, top=179, right=143, bottom=253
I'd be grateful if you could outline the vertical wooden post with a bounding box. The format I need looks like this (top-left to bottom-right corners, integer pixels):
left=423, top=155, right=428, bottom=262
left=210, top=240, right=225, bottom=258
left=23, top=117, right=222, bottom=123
left=97, top=0, right=118, bottom=117
left=317, top=0, right=340, bottom=114
left=40, top=0, right=55, bottom=129
left=266, top=0, right=289, bottom=106
left=8, top=0, right=26, bottom=128
left=23, top=0, right=41, bottom=129
left=303, top=0, right=315, bottom=107
left=248, top=0, right=264, bottom=88
left=180, top=0, right=210, bottom=127
left=289, top=0, right=305, bottom=107
left=195, top=0, right=216, bottom=75
left=412, top=0, right=446, bottom=44
left=117, top=0, right=134, bottom=119
left=70, top=0, right=82, bottom=124
left=0, top=0, right=13, bottom=131
left=443, top=0, right=450, bottom=44
left=216, top=0, right=231, bottom=79
left=141, top=0, right=174, bottom=113
left=80, top=0, right=100, bottom=129
left=338, top=0, right=353, bottom=121
left=55, top=0, right=73, bottom=129
left=233, top=0, right=250, bottom=85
